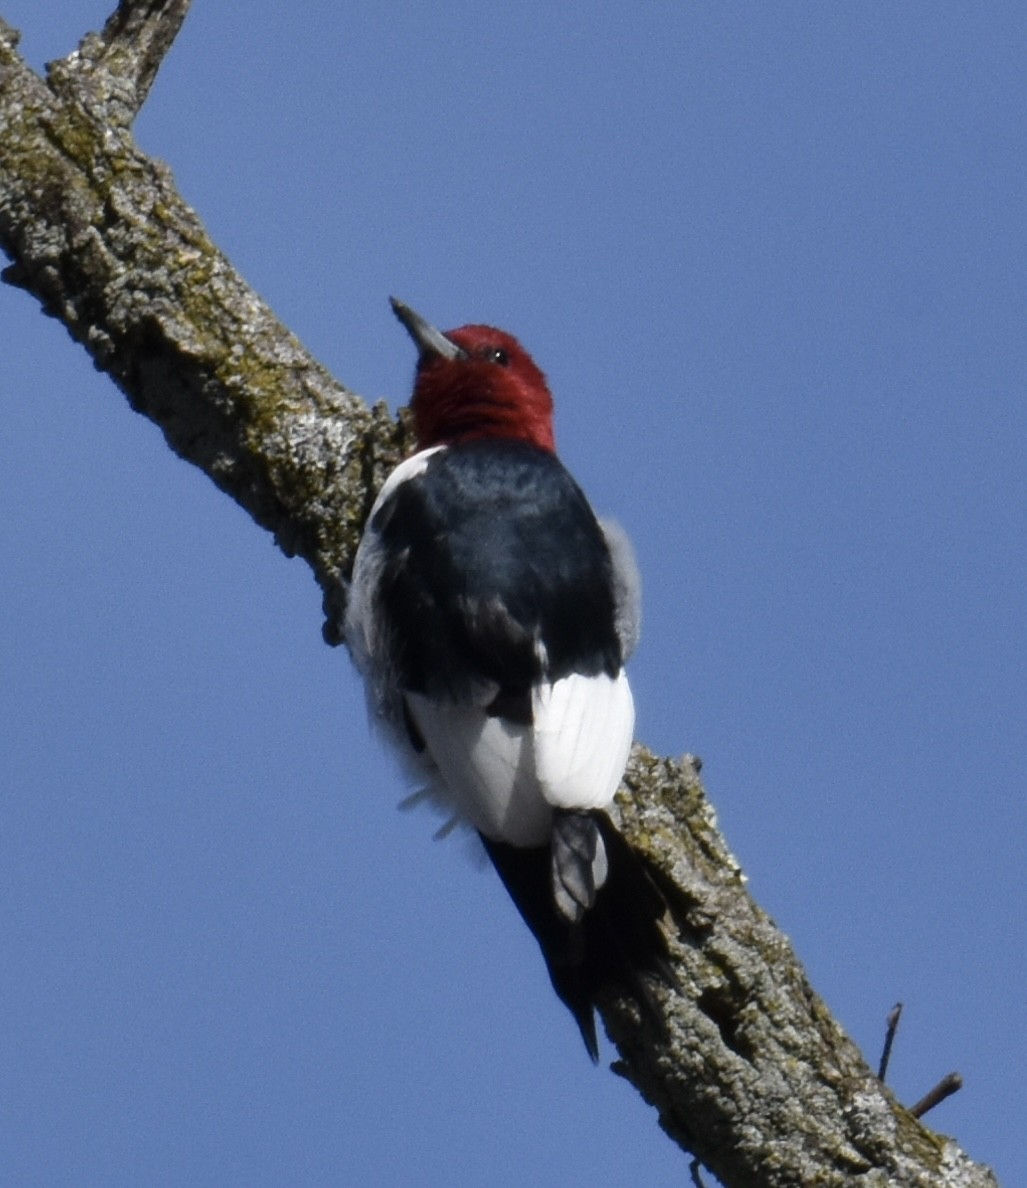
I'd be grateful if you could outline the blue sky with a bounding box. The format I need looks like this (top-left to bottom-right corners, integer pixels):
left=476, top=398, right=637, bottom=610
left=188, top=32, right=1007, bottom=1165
left=1, top=3, right=1023, bottom=1185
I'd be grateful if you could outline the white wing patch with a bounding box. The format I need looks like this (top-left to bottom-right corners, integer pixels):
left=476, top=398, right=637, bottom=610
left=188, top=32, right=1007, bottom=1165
left=404, top=670, right=634, bottom=848
left=404, top=694, right=551, bottom=846
left=533, top=671, right=634, bottom=811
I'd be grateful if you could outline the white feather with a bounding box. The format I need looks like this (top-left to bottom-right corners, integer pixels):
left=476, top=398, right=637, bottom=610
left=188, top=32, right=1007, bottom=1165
left=403, top=694, right=550, bottom=845
left=533, top=670, right=635, bottom=810
left=404, top=670, right=634, bottom=847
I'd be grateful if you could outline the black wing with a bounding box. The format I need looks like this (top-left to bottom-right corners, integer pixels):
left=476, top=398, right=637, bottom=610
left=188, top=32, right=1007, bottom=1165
left=371, top=439, right=623, bottom=710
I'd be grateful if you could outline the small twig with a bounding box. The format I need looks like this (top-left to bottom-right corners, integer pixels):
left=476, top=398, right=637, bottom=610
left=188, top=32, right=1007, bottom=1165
left=910, top=1072, right=963, bottom=1118
left=878, top=1001, right=903, bottom=1081
left=689, top=1158, right=708, bottom=1188
left=97, top=0, right=192, bottom=117
left=46, top=0, right=192, bottom=127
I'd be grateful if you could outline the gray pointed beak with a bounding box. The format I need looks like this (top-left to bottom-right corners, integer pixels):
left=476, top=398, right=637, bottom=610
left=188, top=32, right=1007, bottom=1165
left=390, top=297, right=466, bottom=362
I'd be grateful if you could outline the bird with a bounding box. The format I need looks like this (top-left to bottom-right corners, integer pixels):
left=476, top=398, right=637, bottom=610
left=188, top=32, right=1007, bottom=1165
left=345, top=298, right=668, bottom=1059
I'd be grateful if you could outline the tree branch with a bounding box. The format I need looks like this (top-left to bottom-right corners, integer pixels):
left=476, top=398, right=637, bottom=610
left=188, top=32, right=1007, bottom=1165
left=0, top=8, right=406, bottom=644
left=0, top=11, right=999, bottom=1187
left=47, top=0, right=193, bottom=127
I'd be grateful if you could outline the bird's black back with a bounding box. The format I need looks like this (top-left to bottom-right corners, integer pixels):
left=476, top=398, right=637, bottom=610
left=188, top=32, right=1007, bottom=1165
left=371, top=439, right=622, bottom=706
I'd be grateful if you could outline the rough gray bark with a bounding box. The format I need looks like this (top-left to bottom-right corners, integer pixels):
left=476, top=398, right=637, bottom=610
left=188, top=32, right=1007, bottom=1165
left=0, top=6, right=999, bottom=1186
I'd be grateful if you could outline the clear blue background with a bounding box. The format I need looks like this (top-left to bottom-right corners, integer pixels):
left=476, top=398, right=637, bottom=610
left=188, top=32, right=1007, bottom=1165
left=2, top=3, right=1023, bottom=1185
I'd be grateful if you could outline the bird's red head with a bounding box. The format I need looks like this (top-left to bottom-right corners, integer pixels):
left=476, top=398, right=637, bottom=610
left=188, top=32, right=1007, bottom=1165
left=391, top=299, right=555, bottom=452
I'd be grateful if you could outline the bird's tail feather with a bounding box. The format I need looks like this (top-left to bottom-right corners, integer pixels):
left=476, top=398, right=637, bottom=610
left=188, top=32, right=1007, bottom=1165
left=480, top=810, right=669, bottom=1061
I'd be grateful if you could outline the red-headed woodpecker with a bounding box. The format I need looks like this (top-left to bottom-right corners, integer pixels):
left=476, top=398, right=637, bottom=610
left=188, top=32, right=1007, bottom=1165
left=346, top=299, right=667, bottom=1059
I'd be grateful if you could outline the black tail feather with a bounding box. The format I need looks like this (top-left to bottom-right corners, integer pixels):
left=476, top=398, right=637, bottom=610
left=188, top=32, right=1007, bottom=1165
left=480, top=810, right=669, bottom=1061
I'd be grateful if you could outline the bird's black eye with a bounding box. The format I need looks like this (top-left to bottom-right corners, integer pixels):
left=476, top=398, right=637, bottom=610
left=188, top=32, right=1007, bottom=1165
left=487, top=346, right=510, bottom=366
